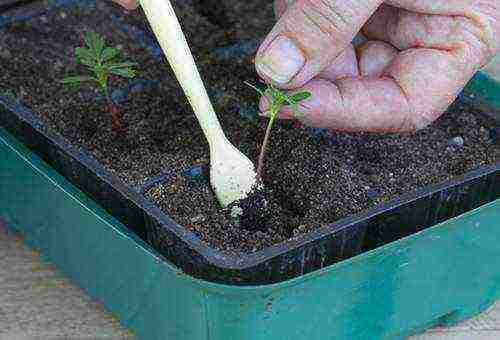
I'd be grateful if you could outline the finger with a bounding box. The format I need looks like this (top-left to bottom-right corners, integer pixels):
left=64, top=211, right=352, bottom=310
left=112, top=0, right=138, bottom=10
left=361, top=4, right=396, bottom=43
left=388, top=0, right=499, bottom=50
left=319, top=44, right=359, bottom=81
left=272, top=0, right=359, bottom=82
left=356, top=40, right=398, bottom=77
left=363, top=2, right=499, bottom=62
left=263, top=47, right=479, bottom=132
left=255, top=0, right=383, bottom=89
left=387, top=0, right=495, bottom=18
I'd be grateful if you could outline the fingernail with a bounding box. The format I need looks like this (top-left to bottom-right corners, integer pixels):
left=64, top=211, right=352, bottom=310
left=256, top=36, right=305, bottom=85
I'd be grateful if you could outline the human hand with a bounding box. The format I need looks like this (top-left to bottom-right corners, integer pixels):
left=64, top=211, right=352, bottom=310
left=256, top=0, right=500, bottom=132
left=112, top=0, right=138, bottom=10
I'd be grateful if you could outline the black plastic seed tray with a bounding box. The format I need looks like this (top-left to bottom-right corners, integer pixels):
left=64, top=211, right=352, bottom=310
left=1, top=0, right=499, bottom=285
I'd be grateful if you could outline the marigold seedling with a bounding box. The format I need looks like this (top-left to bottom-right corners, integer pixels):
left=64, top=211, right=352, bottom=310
left=61, top=31, right=137, bottom=135
left=245, top=81, right=311, bottom=178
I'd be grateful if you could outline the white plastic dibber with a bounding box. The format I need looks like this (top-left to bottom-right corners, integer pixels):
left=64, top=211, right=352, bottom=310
left=139, top=0, right=258, bottom=207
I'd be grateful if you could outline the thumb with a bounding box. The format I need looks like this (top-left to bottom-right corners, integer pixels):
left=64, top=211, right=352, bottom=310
left=256, top=0, right=382, bottom=89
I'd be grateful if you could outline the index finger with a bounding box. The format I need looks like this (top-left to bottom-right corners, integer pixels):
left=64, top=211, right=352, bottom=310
left=255, top=0, right=383, bottom=89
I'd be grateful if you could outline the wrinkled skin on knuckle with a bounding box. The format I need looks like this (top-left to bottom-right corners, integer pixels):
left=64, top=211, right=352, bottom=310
left=469, top=0, right=500, bottom=56
left=383, top=49, right=457, bottom=130
left=451, top=15, right=497, bottom=68
left=289, top=0, right=352, bottom=52
left=368, top=1, right=498, bottom=64
left=297, top=79, right=341, bottom=128
left=435, top=0, right=500, bottom=64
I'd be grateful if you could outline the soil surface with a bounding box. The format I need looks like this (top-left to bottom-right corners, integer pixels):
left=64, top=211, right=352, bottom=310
left=1, top=0, right=498, bottom=254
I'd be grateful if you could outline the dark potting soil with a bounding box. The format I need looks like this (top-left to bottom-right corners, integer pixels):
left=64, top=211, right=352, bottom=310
left=1, top=1, right=499, bottom=255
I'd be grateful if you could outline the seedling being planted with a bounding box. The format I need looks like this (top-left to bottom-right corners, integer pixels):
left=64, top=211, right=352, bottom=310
left=61, top=31, right=137, bottom=135
left=245, top=82, right=311, bottom=178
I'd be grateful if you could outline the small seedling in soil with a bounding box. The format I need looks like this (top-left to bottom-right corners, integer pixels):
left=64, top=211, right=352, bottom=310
left=60, top=31, right=137, bottom=135
left=245, top=81, right=311, bottom=178
left=226, top=83, right=311, bottom=232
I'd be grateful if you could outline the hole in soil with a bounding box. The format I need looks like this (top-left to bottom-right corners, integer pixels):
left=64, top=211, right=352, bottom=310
left=230, top=187, right=270, bottom=231
left=270, top=181, right=311, bottom=219
left=279, top=195, right=310, bottom=219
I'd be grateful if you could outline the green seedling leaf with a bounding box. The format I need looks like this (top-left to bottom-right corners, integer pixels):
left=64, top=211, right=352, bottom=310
left=91, top=63, right=107, bottom=75
left=60, top=76, right=95, bottom=84
left=101, top=47, right=119, bottom=62
left=106, top=62, right=139, bottom=70
left=85, top=31, right=105, bottom=57
left=75, top=47, right=95, bottom=67
left=285, top=91, right=311, bottom=118
left=289, top=91, right=311, bottom=103
left=109, top=67, right=136, bottom=78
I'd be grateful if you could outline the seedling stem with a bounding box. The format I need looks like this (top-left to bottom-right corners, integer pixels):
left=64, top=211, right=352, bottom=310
left=245, top=81, right=311, bottom=178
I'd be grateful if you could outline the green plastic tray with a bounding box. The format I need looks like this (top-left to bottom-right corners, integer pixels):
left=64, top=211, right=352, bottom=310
left=1, top=71, right=499, bottom=340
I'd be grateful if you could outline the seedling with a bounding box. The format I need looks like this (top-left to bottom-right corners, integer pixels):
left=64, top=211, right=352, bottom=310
left=245, top=81, right=311, bottom=178
left=61, top=31, right=137, bottom=135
